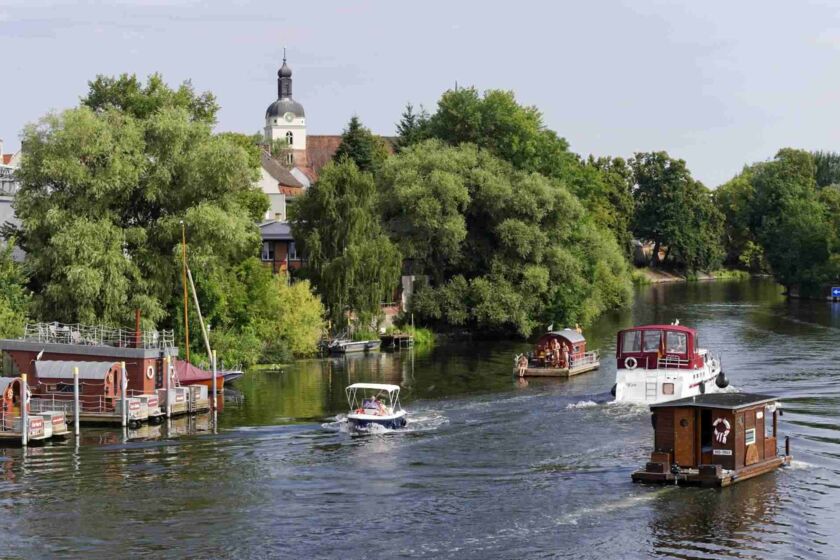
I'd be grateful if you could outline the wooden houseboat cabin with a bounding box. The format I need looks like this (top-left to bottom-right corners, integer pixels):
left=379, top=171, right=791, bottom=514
left=515, top=329, right=600, bottom=377
left=632, top=393, right=791, bottom=487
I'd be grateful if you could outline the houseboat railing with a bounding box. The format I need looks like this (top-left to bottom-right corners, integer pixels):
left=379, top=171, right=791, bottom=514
left=569, top=351, right=599, bottom=368
left=22, top=322, right=174, bottom=349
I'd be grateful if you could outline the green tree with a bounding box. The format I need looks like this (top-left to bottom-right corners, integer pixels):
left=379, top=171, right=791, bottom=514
left=379, top=140, right=632, bottom=335
left=0, top=240, right=30, bottom=338
left=83, top=73, right=218, bottom=124
left=812, top=150, right=840, bottom=188
left=332, top=116, right=390, bottom=174
left=15, top=75, right=267, bottom=349
left=748, top=149, right=836, bottom=293
left=292, top=158, right=401, bottom=327
left=424, top=87, right=634, bottom=252
left=394, top=102, right=430, bottom=151
left=714, top=167, right=767, bottom=270
left=630, top=152, right=724, bottom=271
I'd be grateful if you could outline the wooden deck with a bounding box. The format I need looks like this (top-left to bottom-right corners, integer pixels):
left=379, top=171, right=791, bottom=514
left=632, top=455, right=790, bottom=487
left=514, top=361, right=600, bottom=378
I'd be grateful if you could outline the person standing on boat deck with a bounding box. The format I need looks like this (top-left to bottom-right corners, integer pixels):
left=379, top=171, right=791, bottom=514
left=550, top=338, right=561, bottom=367
left=562, top=345, right=570, bottom=368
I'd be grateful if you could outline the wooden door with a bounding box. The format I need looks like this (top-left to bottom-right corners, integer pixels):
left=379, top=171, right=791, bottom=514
left=674, top=408, right=696, bottom=467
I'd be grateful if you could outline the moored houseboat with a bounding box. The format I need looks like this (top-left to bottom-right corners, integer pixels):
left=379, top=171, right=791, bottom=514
left=632, top=393, right=791, bottom=486
left=612, top=323, right=728, bottom=404
left=329, top=339, right=381, bottom=355
left=514, top=328, right=599, bottom=377
left=0, top=377, right=53, bottom=443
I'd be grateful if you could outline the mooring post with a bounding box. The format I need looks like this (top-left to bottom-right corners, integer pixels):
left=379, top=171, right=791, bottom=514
left=211, top=350, right=217, bottom=410
left=21, top=373, right=28, bottom=447
left=164, top=355, right=171, bottom=418
left=120, top=361, right=127, bottom=427
left=73, top=366, right=80, bottom=437
left=785, top=435, right=790, bottom=456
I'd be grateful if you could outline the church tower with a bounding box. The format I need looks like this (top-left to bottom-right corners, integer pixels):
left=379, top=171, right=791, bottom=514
left=264, top=53, right=307, bottom=167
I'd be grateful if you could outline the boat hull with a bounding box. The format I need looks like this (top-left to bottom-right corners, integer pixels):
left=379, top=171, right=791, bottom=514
left=347, top=411, right=407, bottom=430
left=330, top=340, right=381, bottom=354
left=178, top=376, right=225, bottom=391
left=632, top=455, right=790, bottom=487
left=613, top=362, right=722, bottom=405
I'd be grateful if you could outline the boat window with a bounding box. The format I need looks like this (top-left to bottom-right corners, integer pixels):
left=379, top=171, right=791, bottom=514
left=665, top=331, right=687, bottom=354
left=662, top=383, right=674, bottom=395
left=622, top=330, right=641, bottom=353
left=643, top=331, right=661, bottom=352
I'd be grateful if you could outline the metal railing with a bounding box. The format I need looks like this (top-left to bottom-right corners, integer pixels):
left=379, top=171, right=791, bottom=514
left=657, top=355, right=691, bottom=369
left=22, top=322, right=174, bottom=349
left=569, top=351, right=599, bottom=369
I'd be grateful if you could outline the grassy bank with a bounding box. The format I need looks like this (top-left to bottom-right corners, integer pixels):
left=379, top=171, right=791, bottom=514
left=633, top=267, right=752, bottom=285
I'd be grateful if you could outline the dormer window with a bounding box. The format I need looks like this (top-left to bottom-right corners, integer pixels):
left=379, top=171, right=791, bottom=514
left=286, top=131, right=293, bottom=146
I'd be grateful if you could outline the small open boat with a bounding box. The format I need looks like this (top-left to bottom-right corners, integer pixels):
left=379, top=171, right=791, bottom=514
left=329, top=339, right=381, bottom=355
left=632, top=393, right=791, bottom=486
left=345, top=383, right=407, bottom=430
left=514, top=328, right=599, bottom=377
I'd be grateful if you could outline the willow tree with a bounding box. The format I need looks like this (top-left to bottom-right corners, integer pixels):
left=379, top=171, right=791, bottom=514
left=14, top=74, right=267, bottom=336
left=291, top=158, right=401, bottom=328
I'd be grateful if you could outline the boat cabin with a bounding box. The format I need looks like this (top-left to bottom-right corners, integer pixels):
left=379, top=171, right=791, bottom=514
left=632, top=393, right=791, bottom=486
left=616, top=324, right=703, bottom=370
left=32, top=361, right=124, bottom=412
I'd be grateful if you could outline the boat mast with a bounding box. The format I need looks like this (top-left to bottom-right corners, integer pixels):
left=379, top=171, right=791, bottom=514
left=181, top=221, right=190, bottom=363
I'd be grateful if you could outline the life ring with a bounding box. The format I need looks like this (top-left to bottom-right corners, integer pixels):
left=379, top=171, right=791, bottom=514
left=624, top=357, right=638, bottom=370
left=713, top=417, right=731, bottom=444
left=146, top=366, right=155, bottom=380
left=5, top=387, right=12, bottom=400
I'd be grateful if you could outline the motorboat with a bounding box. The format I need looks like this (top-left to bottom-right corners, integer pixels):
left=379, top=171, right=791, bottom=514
left=330, top=339, right=381, bottom=355
left=514, top=328, right=599, bottom=377
left=612, top=322, right=728, bottom=405
left=345, top=383, right=407, bottom=430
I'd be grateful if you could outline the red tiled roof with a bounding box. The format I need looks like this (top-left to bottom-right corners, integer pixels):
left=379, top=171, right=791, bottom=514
left=261, top=151, right=304, bottom=188
left=306, top=135, right=343, bottom=177
left=1, top=154, right=13, bottom=165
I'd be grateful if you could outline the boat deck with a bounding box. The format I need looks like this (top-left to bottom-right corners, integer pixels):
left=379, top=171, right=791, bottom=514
left=632, top=455, right=790, bottom=487
left=515, top=361, right=600, bottom=378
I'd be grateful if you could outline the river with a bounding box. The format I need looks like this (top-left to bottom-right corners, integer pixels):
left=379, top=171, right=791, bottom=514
left=1, top=279, right=838, bottom=559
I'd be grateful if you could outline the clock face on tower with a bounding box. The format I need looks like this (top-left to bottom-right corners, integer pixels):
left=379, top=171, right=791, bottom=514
left=284, top=112, right=294, bottom=122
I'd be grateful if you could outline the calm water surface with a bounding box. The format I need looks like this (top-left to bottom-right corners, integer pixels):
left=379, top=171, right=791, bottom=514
left=1, top=279, right=839, bottom=559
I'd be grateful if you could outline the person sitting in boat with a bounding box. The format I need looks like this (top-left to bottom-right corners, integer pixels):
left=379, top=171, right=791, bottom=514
left=363, top=396, right=379, bottom=412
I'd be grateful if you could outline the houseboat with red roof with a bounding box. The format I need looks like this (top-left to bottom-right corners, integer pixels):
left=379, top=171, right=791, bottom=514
left=612, top=323, right=728, bottom=404
left=515, top=328, right=600, bottom=377
left=632, top=393, right=791, bottom=486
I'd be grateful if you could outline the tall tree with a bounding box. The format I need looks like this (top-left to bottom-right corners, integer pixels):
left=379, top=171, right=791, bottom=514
left=748, top=149, right=835, bottom=293
left=15, top=75, right=267, bottom=340
left=394, top=102, right=430, bottom=151
left=630, top=152, right=724, bottom=271
left=292, top=158, right=401, bottom=327
left=0, top=240, right=30, bottom=338
left=378, top=140, right=632, bottom=335
left=812, top=150, right=840, bottom=188
left=332, top=116, right=389, bottom=174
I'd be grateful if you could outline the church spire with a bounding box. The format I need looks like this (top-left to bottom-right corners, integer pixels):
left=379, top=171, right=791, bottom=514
left=278, top=49, right=292, bottom=99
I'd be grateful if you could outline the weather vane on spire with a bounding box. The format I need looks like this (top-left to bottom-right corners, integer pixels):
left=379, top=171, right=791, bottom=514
left=283, top=46, right=287, bottom=62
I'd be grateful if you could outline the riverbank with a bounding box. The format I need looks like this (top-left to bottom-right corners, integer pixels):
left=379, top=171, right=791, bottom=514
left=632, top=267, right=752, bottom=285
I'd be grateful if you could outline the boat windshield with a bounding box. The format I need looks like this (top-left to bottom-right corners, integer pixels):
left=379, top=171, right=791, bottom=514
left=665, top=331, right=687, bottom=354
left=642, top=331, right=661, bottom=352
left=622, top=330, right=642, bottom=353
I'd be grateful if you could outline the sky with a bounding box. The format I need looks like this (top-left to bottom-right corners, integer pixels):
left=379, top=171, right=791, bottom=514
left=3, top=0, right=840, bottom=187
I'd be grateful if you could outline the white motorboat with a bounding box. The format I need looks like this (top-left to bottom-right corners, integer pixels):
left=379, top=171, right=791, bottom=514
left=345, top=383, right=407, bottom=430
left=612, top=323, right=729, bottom=405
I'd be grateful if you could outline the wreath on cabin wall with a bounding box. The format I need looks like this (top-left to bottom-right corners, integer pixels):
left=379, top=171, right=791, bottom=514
left=713, top=417, right=731, bottom=444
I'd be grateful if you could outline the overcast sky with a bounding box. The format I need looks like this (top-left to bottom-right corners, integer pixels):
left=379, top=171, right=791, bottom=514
left=3, top=0, right=840, bottom=187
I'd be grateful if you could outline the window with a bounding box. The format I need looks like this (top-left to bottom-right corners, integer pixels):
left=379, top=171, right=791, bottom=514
left=286, top=131, right=294, bottom=146
left=643, top=331, right=661, bottom=352
left=288, top=241, right=298, bottom=260
left=261, top=241, right=275, bottom=261
left=745, top=428, right=756, bottom=446
left=665, top=331, right=687, bottom=354
left=622, top=330, right=641, bottom=353
left=285, top=152, right=293, bottom=165
left=765, top=406, right=775, bottom=438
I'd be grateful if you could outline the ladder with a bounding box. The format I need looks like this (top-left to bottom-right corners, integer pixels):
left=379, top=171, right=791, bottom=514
left=645, top=377, right=658, bottom=400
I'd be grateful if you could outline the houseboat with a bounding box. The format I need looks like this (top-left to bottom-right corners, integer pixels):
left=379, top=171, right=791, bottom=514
left=514, top=328, right=599, bottom=377
left=345, top=383, right=407, bottom=430
left=612, top=323, right=728, bottom=404
left=0, top=376, right=61, bottom=443
left=632, top=393, right=791, bottom=486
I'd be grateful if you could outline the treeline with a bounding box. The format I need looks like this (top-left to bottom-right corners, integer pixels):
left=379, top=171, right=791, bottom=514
left=2, top=74, right=325, bottom=365
left=716, top=149, right=840, bottom=295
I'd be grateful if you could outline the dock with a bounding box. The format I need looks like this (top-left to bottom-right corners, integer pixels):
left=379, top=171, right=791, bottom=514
left=380, top=333, right=414, bottom=349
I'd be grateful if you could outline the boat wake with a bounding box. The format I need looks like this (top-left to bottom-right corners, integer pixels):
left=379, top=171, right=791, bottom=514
left=321, top=411, right=448, bottom=435
left=565, top=400, right=600, bottom=409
